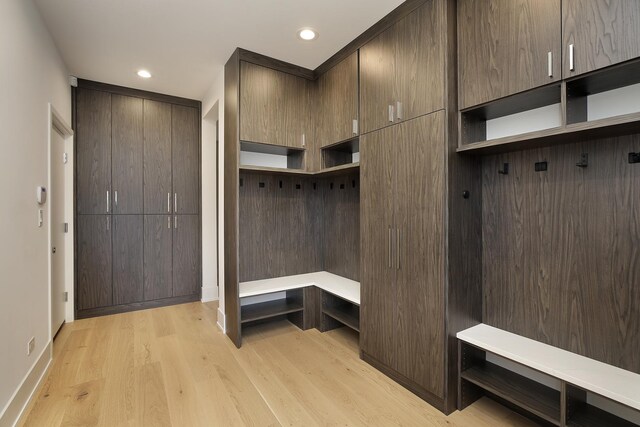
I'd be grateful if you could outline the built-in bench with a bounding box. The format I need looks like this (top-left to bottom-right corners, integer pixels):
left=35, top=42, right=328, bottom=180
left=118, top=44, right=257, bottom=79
left=457, top=324, right=640, bottom=426
left=239, top=272, right=360, bottom=333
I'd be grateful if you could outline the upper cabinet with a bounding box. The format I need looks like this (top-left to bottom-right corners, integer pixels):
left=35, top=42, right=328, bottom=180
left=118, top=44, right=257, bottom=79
left=360, top=0, right=444, bottom=134
left=316, top=52, right=359, bottom=147
left=563, top=0, right=640, bottom=78
left=240, top=61, right=311, bottom=148
left=458, top=0, right=561, bottom=110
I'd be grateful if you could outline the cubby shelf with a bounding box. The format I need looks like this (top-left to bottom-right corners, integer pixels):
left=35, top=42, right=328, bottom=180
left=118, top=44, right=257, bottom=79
left=322, top=304, right=360, bottom=332
left=239, top=165, right=313, bottom=175
left=240, top=299, right=304, bottom=324
left=568, top=404, right=638, bottom=427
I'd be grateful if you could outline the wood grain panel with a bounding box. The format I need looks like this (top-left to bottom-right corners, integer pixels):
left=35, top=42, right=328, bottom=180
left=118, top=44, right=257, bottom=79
left=563, top=0, right=640, bottom=78
left=173, top=215, right=200, bottom=297
left=112, top=95, right=143, bottom=214
left=322, top=173, right=360, bottom=281
left=316, top=52, right=359, bottom=147
left=172, top=104, right=200, bottom=215
left=77, top=215, right=112, bottom=310
left=483, top=135, right=640, bottom=373
left=112, top=215, right=143, bottom=305
left=360, top=124, right=396, bottom=368
left=76, top=88, right=111, bottom=214
left=395, top=112, right=445, bottom=398
left=143, top=100, right=172, bottom=214
left=458, top=0, right=561, bottom=110
left=144, top=215, right=173, bottom=301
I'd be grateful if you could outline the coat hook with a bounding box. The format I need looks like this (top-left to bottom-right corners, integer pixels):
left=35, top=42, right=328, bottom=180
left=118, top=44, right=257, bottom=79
left=313, top=183, right=317, bottom=190
left=279, top=180, right=282, bottom=189
left=259, top=182, right=265, bottom=188
left=352, top=180, right=356, bottom=188
left=340, top=183, right=345, bottom=189
left=498, top=163, right=509, bottom=175
left=330, top=183, right=334, bottom=190
left=240, top=178, right=243, bottom=187
left=535, top=161, right=548, bottom=172
left=576, top=153, right=588, bottom=168
left=295, top=184, right=301, bottom=190
left=629, top=152, right=640, bottom=164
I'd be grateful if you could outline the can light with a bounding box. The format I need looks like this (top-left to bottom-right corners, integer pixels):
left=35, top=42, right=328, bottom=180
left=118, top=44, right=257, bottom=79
left=137, top=69, right=152, bottom=78
left=298, top=28, right=317, bottom=41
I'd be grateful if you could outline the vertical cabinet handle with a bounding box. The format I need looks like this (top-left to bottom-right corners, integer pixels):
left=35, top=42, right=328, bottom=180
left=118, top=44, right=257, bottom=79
left=388, top=227, right=393, bottom=268
left=396, top=228, right=400, bottom=270
left=548, top=52, right=553, bottom=77
left=167, top=216, right=171, bottom=229
left=396, top=101, right=403, bottom=121
left=106, top=216, right=110, bottom=231
left=174, top=215, right=178, bottom=229
left=167, top=193, right=171, bottom=213
left=302, top=133, right=306, bottom=147
left=569, top=44, right=575, bottom=71
left=174, top=193, right=178, bottom=213
left=352, top=119, right=358, bottom=135
left=106, top=190, right=110, bottom=213
left=388, top=105, right=395, bottom=123
left=114, top=190, right=118, bottom=207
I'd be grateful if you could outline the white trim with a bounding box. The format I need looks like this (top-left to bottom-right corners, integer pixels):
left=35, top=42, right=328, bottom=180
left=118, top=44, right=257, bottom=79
left=0, top=341, right=52, bottom=427
left=201, top=285, right=219, bottom=302
left=217, top=307, right=226, bottom=333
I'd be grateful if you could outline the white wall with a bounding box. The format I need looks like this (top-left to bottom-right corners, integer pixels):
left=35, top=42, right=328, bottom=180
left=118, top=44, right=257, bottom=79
left=0, top=0, right=71, bottom=424
left=201, top=67, right=226, bottom=330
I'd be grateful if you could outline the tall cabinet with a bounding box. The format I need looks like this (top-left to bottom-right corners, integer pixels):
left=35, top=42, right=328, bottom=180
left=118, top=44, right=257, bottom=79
left=75, top=81, right=201, bottom=318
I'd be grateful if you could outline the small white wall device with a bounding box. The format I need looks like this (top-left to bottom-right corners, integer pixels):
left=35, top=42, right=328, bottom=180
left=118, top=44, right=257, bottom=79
left=36, top=186, right=47, bottom=205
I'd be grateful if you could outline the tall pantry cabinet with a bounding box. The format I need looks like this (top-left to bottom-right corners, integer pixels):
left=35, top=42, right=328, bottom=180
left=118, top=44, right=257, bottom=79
left=359, top=0, right=482, bottom=413
left=75, top=81, right=202, bottom=318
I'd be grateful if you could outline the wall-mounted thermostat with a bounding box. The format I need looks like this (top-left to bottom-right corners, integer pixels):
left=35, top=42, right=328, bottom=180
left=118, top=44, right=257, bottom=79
left=36, top=186, right=47, bottom=205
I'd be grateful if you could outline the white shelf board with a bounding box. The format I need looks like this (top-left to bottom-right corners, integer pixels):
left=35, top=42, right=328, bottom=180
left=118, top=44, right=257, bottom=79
left=239, top=271, right=360, bottom=305
left=457, top=323, right=640, bottom=411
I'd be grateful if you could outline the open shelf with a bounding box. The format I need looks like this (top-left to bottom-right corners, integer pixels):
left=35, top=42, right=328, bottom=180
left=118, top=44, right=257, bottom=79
left=240, top=298, right=304, bottom=324
left=321, top=137, right=359, bottom=170
left=322, top=304, right=360, bottom=332
left=316, top=162, right=359, bottom=176
left=461, top=362, right=561, bottom=425
left=568, top=404, right=638, bottom=427
left=239, top=165, right=313, bottom=175
left=240, top=140, right=306, bottom=171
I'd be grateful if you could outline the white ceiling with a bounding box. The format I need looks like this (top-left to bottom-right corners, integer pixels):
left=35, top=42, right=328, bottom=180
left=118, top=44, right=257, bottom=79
left=34, top=0, right=404, bottom=100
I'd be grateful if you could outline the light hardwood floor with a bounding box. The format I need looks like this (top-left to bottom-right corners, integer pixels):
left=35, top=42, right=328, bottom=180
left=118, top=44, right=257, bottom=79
left=20, top=302, right=536, bottom=426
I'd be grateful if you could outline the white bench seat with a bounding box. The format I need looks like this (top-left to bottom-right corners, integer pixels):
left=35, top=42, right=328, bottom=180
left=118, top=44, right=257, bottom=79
left=239, top=271, right=360, bottom=305
left=457, top=323, right=640, bottom=411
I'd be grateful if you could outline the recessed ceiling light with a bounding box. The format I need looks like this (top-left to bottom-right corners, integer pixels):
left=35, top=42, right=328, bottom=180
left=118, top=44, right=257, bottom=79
left=298, top=28, right=318, bottom=41
left=137, top=69, right=151, bottom=78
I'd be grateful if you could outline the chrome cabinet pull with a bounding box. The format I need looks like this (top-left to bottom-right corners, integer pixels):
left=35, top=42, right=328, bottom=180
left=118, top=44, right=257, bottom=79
left=396, top=101, right=403, bottom=120
left=352, top=119, right=358, bottom=135
left=106, top=191, right=110, bottom=213
left=174, top=193, right=177, bottom=213
left=302, top=133, right=306, bottom=147
left=114, top=190, right=118, bottom=207
left=548, top=52, right=553, bottom=77
left=388, top=105, right=395, bottom=122
left=174, top=215, right=177, bottom=229
left=106, top=216, right=110, bottom=231
left=167, top=193, right=171, bottom=213
left=569, top=44, right=575, bottom=71
left=388, top=227, right=392, bottom=268
left=396, top=228, right=401, bottom=270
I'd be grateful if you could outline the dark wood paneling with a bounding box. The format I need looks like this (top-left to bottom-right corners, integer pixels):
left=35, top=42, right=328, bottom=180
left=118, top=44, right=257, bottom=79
left=112, top=95, right=143, bottom=214
left=563, top=0, right=640, bottom=78
left=76, top=294, right=199, bottom=320
left=77, top=215, right=112, bottom=310
left=172, top=104, right=200, bottom=214
left=322, top=173, right=360, bottom=281
left=77, top=79, right=201, bottom=108
left=143, top=100, right=172, bottom=214
left=173, top=215, right=200, bottom=297
left=303, top=286, right=322, bottom=330
left=483, top=135, right=640, bottom=373
left=112, top=215, right=143, bottom=305
left=238, top=48, right=315, bottom=80
left=76, top=88, right=111, bottom=214
left=314, top=0, right=428, bottom=76
left=224, top=50, right=241, bottom=347
left=144, top=215, right=173, bottom=301
left=395, top=113, right=445, bottom=398
left=457, top=0, right=562, bottom=110
left=360, top=124, right=396, bottom=368
left=316, top=52, right=359, bottom=147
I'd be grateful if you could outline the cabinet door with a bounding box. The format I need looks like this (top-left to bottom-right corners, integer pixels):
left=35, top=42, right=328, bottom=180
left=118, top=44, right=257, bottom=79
left=395, top=0, right=445, bottom=122
left=112, top=95, right=143, bottom=214
left=77, top=215, right=112, bottom=310
left=112, top=215, right=143, bottom=304
left=172, top=105, right=200, bottom=214
left=144, top=215, right=173, bottom=300
left=77, top=89, right=111, bottom=214
left=563, top=0, right=640, bottom=78
left=173, top=215, right=200, bottom=297
left=360, top=24, right=397, bottom=134
left=282, top=71, right=310, bottom=149
left=316, top=52, right=359, bottom=147
left=144, top=100, right=172, bottom=214
left=360, top=125, right=396, bottom=367
left=458, top=0, right=561, bottom=109
left=394, top=112, right=446, bottom=398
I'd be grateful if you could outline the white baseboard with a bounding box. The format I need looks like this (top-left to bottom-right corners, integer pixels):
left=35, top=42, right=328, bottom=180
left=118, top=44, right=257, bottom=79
left=217, top=307, right=226, bottom=333
left=0, top=341, right=52, bottom=427
left=201, top=285, right=219, bottom=302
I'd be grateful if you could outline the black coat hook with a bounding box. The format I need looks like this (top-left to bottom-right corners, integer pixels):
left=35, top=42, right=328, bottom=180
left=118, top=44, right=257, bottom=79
left=498, top=163, right=509, bottom=175
left=576, top=153, right=588, bottom=168
left=629, top=152, right=640, bottom=164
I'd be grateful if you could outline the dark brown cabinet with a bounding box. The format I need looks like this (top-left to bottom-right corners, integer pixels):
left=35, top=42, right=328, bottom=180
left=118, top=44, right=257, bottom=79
left=316, top=52, right=359, bottom=147
left=75, top=82, right=201, bottom=318
left=360, top=0, right=444, bottom=134
left=240, top=61, right=310, bottom=148
left=77, top=215, right=112, bottom=310
left=77, top=89, right=111, bottom=214
left=112, top=215, right=143, bottom=304
left=360, top=112, right=446, bottom=399
left=563, top=0, right=640, bottom=78
left=457, top=0, right=561, bottom=110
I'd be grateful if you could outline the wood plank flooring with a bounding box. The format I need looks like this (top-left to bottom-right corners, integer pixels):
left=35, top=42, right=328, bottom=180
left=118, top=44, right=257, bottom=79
left=20, top=302, right=536, bottom=426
